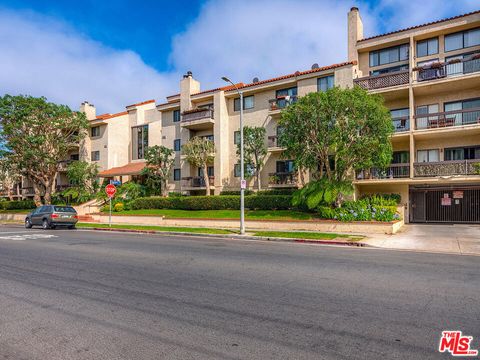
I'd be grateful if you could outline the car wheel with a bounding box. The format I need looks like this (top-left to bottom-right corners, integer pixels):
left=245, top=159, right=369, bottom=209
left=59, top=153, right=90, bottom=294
left=42, top=219, right=50, bottom=230
left=25, top=218, right=32, bottom=229
left=68, top=225, right=76, bottom=230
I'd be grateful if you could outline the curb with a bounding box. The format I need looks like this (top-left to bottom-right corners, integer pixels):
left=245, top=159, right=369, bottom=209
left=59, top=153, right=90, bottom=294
left=79, top=227, right=369, bottom=247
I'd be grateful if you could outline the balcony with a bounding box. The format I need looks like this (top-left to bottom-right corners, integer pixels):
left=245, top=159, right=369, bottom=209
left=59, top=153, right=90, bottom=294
left=181, top=176, right=214, bottom=189
left=414, top=160, right=480, bottom=177
left=267, top=136, right=285, bottom=152
left=354, top=70, right=409, bottom=91
left=415, top=55, right=480, bottom=82
left=392, top=117, right=410, bottom=133
left=269, top=96, right=298, bottom=111
left=181, top=108, right=214, bottom=130
left=415, top=108, right=480, bottom=130
left=356, top=163, right=410, bottom=181
left=268, top=172, right=297, bottom=187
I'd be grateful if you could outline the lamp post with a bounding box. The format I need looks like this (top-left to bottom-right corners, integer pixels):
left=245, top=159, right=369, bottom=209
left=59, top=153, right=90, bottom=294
left=221, top=76, right=245, bottom=235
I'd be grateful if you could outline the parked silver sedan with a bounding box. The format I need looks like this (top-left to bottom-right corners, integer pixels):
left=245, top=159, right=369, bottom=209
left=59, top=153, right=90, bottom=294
left=25, top=205, right=78, bottom=229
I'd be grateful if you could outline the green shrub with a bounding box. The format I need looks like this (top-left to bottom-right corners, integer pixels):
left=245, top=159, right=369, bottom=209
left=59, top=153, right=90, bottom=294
left=114, top=203, right=124, bottom=212
left=360, top=193, right=401, bottom=206
left=219, top=190, right=254, bottom=196
left=316, top=201, right=400, bottom=222
left=0, top=200, right=36, bottom=210
left=256, top=189, right=296, bottom=196
left=130, top=195, right=292, bottom=211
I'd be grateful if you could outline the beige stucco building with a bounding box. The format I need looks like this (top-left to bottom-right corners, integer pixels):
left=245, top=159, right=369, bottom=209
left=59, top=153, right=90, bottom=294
left=74, top=7, right=480, bottom=224
left=348, top=7, right=480, bottom=223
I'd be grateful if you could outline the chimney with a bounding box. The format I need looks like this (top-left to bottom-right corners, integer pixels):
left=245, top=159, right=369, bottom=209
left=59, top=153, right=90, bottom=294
left=180, top=71, right=200, bottom=112
left=348, top=7, right=363, bottom=62
left=80, top=101, right=96, bottom=120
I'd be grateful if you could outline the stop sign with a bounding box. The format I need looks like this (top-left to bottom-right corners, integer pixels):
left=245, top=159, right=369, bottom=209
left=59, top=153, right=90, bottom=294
left=105, top=184, right=116, bottom=198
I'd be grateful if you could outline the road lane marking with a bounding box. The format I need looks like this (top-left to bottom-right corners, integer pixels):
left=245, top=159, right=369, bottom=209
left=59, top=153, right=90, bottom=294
left=0, top=234, right=57, bottom=241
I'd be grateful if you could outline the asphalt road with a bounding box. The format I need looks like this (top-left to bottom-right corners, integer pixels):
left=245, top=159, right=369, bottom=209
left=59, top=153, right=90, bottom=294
left=0, top=225, right=478, bottom=360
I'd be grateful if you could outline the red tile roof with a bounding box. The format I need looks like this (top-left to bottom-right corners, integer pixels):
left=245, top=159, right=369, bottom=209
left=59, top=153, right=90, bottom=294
left=94, top=111, right=128, bottom=121
left=126, top=99, right=155, bottom=108
left=359, top=9, right=480, bottom=42
left=99, top=162, right=146, bottom=177
left=156, top=99, right=180, bottom=107
left=186, top=61, right=356, bottom=97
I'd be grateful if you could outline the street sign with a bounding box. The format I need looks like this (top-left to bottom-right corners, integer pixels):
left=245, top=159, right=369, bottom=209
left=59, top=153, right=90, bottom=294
left=112, top=180, right=121, bottom=186
left=105, top=184, right=116, bottom=198
left=240, top=179, right=247, bottom=189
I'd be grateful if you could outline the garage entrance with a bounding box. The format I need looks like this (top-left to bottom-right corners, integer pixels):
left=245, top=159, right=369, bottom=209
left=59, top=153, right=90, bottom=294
left=410, top=185, right=480, bottom=223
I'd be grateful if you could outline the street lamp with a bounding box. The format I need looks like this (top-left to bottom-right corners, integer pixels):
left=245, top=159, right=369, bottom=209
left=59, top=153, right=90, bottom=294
left=221, top=76, right=245, bottom=235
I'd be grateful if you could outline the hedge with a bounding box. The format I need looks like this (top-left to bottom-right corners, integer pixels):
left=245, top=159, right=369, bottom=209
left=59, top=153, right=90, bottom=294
left=219, top=190, right=254, bottom=196
left=130, top=195, right=292, bottom=210
left=0, top=200, right=36, bottom=210
left=256, top=189, right=297, bottom=196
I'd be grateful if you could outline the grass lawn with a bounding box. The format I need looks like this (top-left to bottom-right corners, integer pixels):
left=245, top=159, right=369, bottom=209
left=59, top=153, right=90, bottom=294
left=102, top=209, right=315, bottom=221
left=0, top=209, right=32, bottom=214
left=77, top=222, right=237, bottom=235
left=252, top=231, right=364, bottom=241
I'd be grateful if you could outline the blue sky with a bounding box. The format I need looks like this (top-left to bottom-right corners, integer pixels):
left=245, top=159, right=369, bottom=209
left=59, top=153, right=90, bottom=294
left=0, top=0, right=478, bottom=113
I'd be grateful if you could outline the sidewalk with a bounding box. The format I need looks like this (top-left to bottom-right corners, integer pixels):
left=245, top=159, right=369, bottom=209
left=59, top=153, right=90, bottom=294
left=363, top=224, right=480, bottom=255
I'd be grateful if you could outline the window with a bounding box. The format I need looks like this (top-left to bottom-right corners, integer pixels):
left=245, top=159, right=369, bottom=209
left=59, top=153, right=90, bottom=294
left=173, top=168, right=181, bottom=181
left=416, top=37, right=438, bottom=57
left=390, top=108, right=410, bottom=131
left=132, top=125, right=148, bottom=160
left=234, top=164, right=253, bottom=177
left=70, top=154, right=80, bottom=161
left=416, top=58, right=439, bottom=67
left=198, top=167, right=214, bottom=177
left=445, top=27, right=480, bottom=52
left=445, top=98, right=480, bottom=125
left=276, top=160, right=295, bottom=173
left=234, top=131, right=241, bottom=145
left=317, top=75, right=334, bottom=92
left=445, top=146, right=480, bottom=161
left=392, top=151, right=409, bottom=164
left=174, top=139, right=181, bottom=152
left=416, top=104, right=439, bottom=129
left=370, top=64, right=408, bottom=76
left=234, top=95, right=254, bottom=111
left=417, top=149, right=439, bottom=163
left=234, top=164, right=241, bottom=177
left=91, top=151, right=100, bottom=161
left=91, top=126, right=100, bottom=137
left=369, top=44, right=409, bottom=67
left=276, top=87, right=297, bottom=98
left=173, top=110, right=180, bottom=122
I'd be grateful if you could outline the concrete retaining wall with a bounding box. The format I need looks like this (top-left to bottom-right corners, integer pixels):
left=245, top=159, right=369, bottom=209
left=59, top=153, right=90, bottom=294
left=90, top=214, right=402, bottom=234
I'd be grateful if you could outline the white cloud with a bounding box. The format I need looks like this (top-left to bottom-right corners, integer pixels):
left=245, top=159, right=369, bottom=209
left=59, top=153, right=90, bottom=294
left=0, top=1, right=478, bottom=113
left=0, top=9, right=178, bottom=114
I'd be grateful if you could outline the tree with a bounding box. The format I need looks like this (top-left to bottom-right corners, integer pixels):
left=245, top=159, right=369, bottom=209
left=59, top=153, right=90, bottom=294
left=237, top=126, right=267, bottom=191
left=141, top=145, right=175, bottom=197
left=279, top=86, right=394, bottom=206
left=182, top=137, right=215, bottom=196
left=0, top=155, right=21, bottom=200
left=0, top=95, right=88, bottom=205
left=60, top=160, right=99, bottom=203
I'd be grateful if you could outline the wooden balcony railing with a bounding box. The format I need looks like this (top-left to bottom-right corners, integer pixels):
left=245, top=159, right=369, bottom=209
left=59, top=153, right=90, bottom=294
left=415, top=108, right=480, bottom=130
left=269, top=96, right=298, bottom=111
left=392, top=117, right=410, bottom=132
left=268, top=172, right=297, bottom=186
left=181, top=176, right=214, bottom=188
left=356, top=163, right=410, bottom=180
left=181, top=108, right=214, bottom=122
left=414, top=160, right=480, bottom=177
left=354, top=70, right=409, bottom=90
left=415, top=55, right=480, bottom=82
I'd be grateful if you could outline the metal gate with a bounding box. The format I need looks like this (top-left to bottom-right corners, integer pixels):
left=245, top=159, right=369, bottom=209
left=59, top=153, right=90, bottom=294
left=410, top=186, right=480, bottom=223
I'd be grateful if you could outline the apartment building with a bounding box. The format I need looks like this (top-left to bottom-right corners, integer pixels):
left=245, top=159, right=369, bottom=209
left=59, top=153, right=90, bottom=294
left=349, top=7, right=480, bottom=223
left=79, top=7, right=480, bottom=224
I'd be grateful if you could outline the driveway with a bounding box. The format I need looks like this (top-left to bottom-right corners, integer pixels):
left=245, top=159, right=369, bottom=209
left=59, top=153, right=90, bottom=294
left=364, top=223, right=480, bottom=255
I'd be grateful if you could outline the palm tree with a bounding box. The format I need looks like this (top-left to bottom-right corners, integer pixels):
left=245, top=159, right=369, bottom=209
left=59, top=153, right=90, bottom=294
left=182, top=137, right=215, bottom=196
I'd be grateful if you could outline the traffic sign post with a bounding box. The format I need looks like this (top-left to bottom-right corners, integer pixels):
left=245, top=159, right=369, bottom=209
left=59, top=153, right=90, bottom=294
left=105, top=184, right=117, bottom=227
